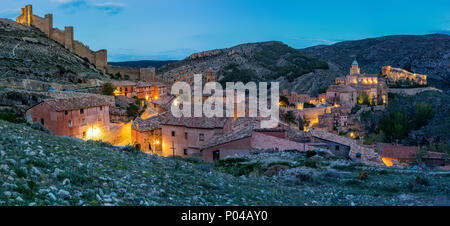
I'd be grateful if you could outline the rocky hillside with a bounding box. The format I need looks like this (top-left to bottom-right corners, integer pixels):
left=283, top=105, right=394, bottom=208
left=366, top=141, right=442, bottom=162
left=157, top=34, right=449, bottom=96
left=301, top=34, right=450, bottom=91
left=156, top=41, right=329, bottom=87
left=0, top=120, right=449, bottom=206
left=0, top=19, right=107, bottom=85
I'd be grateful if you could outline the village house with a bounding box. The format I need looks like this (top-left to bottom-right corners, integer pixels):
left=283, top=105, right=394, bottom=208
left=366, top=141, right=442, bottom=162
left=317, top=106, right=352, bottom=132
left=382, top=66, right=427, bottom=86
left=131, top=114, right=168, bottom=154
left=310, top=129, right=382, bottom=164
left=376, top=143, right=447, bottom=167
left=326, top=84, right=357, bottom=107
left=113, top=81, right=168, bottom=101
left=201, top=126, right=312, bottom=162
left=160, top=114, right=232, bottom=158
left=25, top=96, right=111, bottom=140
left=150, top=95, right=176, bottom=113
left=112, top=81, right=137, bottom=98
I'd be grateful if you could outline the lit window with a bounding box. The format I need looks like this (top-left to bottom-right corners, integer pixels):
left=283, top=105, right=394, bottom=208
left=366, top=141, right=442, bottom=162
left=68, top=120, right=73, bottom=127
left=82, top=119, right=86, bottom=125
left=199, top=133, right=205, bottom=141
left=98, top=115, right=102, bottom=122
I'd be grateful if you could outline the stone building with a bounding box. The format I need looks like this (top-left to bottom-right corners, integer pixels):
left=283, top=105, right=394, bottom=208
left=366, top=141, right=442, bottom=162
left=326, top=84, right=357, bottom=107
left=16, top=5, right=107, bottom=71
left=310, top=129, right=382, bottom=164
left=25, top=96, right=111, bottom=140
left=16, top=5, right=158, bottom=80
left=106, top=66, right=156, bottom=82
left=131, top=115, right=166, bottom=154
left=376, top=143, right=446, bottom=167
left=317, top=106, right=352, bottom=132
left=205, top=69, right=216, bottom=83
left=160, top=114, right=232, bottom=158
left=201, top=126, right=312, bottom=162
left=334, top=60, right=388, bottom=106
left=381, top=66, right=427, bottom=86
left=112, top=81, right=168, bottom=101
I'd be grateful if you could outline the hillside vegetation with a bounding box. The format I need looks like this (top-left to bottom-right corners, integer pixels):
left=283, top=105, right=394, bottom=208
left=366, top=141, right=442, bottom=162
left=0, top=120, right=449, bottom=206
left=157, top=41, right=328, bottom=85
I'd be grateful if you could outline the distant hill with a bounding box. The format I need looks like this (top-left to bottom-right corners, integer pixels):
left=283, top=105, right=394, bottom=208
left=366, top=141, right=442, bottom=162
left=300, top=34, right=450, bottom=91
left=108, top=60, right=178, bottom=69
left=157, top=34, right=450, bottom=96
left=0, top=19, right=107, bottom=84
left=156, top=41, right=329, bottom=88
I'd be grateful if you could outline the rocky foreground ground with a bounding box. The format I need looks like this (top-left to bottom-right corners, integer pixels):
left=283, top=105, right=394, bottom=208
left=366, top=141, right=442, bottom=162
left=0, top=120, right=449, bottom=206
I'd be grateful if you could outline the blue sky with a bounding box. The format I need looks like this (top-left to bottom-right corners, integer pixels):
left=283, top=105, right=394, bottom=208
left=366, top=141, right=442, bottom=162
left=1, top=0, right=449, bottom=61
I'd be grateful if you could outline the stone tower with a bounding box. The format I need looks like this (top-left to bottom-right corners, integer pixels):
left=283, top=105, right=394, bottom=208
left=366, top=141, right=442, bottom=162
left=205, top=68, right=215, bottom=83
left=17, top=5, right=33, bottom=26
left=350, top=59, right=360, bottom=75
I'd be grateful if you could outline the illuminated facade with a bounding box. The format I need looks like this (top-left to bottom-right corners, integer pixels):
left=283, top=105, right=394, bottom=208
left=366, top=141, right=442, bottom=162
left=382, top=66, right=427, bottom=86
left=334, top=60, right=388, bottom=106
left=25, top=96, right=111, bottom=140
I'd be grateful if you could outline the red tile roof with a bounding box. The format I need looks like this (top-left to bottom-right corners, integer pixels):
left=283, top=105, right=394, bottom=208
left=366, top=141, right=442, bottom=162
left=378, top=143, right=418, bottom=159
left=132, top=115, right=165, bottom=132
left=201, top=125, right=254, bottom=150
left=162, top=112, right=229, bottom=129
left=42, top=96, right=110, bottom=111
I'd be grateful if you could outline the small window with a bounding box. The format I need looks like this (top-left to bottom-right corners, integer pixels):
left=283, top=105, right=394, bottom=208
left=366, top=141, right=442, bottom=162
left=183, top=149, right=187, bottom=156
left=65, top=111, right=68, bottom=115
left=82, top=131, right=86, bottom=138
left=80, top=109, right=84, bottom=114
left=40, top=118, right=44, bottom=125
left=185, top=132, right=188, bottom=139
left=336, top=145, right=340, bottom=151
left=171, top=131, right=175, bottom=137
left=98, top=115, right=102, bottom=122
left=68, top=120, right=73, bottom=127
left=82, top=119, right=86, bottom=125
left=199, top=133, right=205, bottom=141
left=99, top=106, right=103, bottom=111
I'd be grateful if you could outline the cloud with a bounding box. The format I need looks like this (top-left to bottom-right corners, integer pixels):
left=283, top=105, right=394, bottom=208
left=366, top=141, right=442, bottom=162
left=92, top=2, right=126, bottom=15
left=56, top=0, right=126, bottom=15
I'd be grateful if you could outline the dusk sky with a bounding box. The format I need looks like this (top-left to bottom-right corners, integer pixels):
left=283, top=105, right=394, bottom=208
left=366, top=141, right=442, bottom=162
left=1, top=0, right=449, bottom=61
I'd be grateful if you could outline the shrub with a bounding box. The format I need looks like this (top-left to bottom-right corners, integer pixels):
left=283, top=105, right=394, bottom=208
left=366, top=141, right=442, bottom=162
left=306, top=150, right=317, bottom=158
left=0, top=110, right=24, bottom=123
left=302, top=158, right=319, bottom=168
left=126, top=104, right=140, bottom=118
left=296, top=172, right=315, bottom=183
left=358, top=171, right=368, bottom=180
left=101, top=82, right=115, bottom=96
left=122, top=145, right=138, bottom=153
left=414, top=175, right=430, bottom=186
